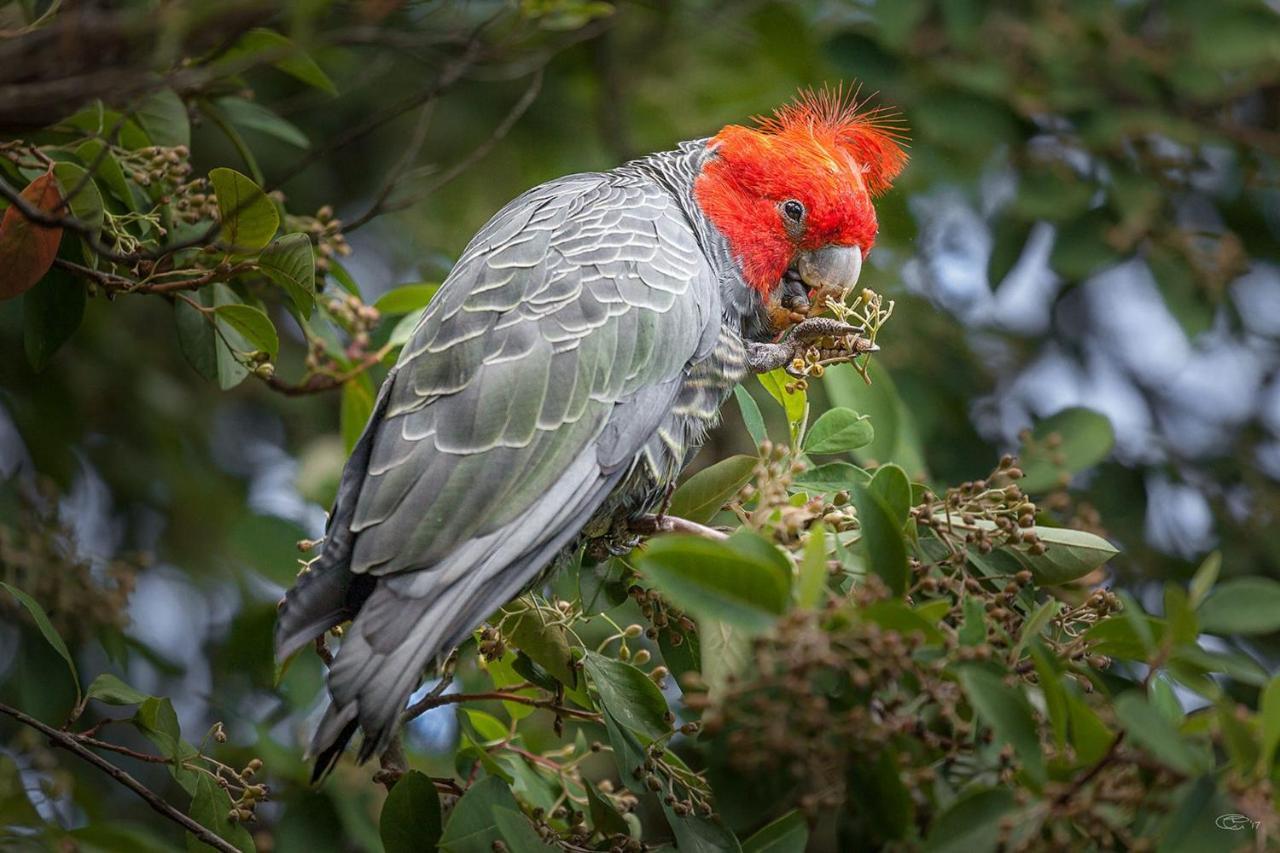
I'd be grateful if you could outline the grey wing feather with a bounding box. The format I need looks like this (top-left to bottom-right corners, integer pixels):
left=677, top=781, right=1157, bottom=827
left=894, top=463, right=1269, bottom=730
left=276, top=171, right=719, bottom=772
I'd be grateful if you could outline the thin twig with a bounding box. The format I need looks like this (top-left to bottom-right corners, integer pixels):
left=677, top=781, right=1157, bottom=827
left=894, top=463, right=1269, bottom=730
left=402, top=690, right=599, bottom=724
left=631, top=514, right=730, bottom=541
left=0, top=700, right=240, bottom=853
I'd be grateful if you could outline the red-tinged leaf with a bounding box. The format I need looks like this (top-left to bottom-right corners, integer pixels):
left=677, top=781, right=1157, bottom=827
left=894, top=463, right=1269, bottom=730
left=0, top=172, right=64, bottom=301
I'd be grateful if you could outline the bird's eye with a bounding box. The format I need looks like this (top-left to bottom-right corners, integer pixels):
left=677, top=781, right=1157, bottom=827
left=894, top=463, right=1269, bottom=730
left=782, top=200, right=805, bottom=223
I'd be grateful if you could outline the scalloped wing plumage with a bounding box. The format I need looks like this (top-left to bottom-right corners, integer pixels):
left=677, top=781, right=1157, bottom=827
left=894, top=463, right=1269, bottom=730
left=276, top=170, right=723, bottom=773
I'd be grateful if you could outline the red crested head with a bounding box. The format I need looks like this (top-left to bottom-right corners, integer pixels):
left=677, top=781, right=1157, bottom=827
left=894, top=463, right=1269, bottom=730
left=694, top=86, right=908, bottom=294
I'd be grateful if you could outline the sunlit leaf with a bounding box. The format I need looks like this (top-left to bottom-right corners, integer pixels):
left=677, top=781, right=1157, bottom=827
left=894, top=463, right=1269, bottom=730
left=733, top=384, right=767, bottom=447
left=803, top=407, right=874, bottom=454
left=374, top=283, right=440, bottom=315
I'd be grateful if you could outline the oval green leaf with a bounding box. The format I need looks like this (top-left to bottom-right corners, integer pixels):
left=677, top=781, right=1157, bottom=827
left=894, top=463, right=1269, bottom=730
left=668, top=454, right=757, bottom=524
left=803, top=407, right=874, bottom=454
left=209, top=167, right=279, bottom=251
left=636, top=534, right=789, bottom=632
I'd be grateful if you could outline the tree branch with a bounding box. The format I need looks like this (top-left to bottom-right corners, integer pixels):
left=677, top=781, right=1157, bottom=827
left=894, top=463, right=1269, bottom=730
left=0, top=700, right=240, bottom=853
left=631, top=514, right=729, bottom=540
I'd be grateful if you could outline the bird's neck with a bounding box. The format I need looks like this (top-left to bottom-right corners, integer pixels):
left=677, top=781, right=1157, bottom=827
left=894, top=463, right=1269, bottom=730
left=623, top=140, right=768, bottom=339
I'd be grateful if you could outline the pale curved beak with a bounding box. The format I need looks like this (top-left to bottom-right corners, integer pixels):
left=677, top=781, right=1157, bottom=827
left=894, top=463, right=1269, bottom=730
left=796, top=245, right=862, bottom=292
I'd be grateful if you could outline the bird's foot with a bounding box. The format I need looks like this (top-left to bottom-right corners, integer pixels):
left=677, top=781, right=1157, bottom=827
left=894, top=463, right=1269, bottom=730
left=746, top=317, right=874, bottom=375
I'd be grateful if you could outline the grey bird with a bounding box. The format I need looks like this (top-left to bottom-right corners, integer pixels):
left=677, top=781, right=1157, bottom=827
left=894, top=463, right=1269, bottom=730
left=274, top=90, right=907, bottom=778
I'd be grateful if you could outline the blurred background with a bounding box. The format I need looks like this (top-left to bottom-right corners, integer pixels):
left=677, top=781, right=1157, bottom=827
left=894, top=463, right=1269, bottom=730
left=2, top=0, right=1279, bottom=848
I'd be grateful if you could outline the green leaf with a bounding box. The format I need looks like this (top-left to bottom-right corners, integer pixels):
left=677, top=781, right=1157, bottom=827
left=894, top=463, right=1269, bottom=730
left=327, top=258, right=362, bottom=296
left=824, top=361, right=926, bottom=479
left=214, top=304, right=278, bottom=358
left=374, top=283, right=440, bottom=315
left=988, top=214, right=1032, bottom=287
left=846, top=748, right=912, bottom=842
left=1010, top=526, right=1118, bottom=585
left=492, top=807, right=556, bottom=852
left=1029, top=642, right=1067, bottom=749
left=636, top=535, right=789, bottom=632
left=922, top=787, right=1016, bottom=853
left=439, top=776, right=520, bottom=853
left=1114, top=692, right=1209, bottom=776
left=668, top=455, right=757, bottom=524
left=1065, top=689, right=1115, bottom=765
left=1197, top=577, right=1280, bottom=635
left=1259, top=676, right=1280, bottom=775
left=1, top=582, right=79, bottom=701
left=958, top=667, right=1046, bottom=785
left=959, top=595, right=987, bottom=646
left=135, top=88, right=190, bottom=148
left=222, top=29, right=338, bottom=95
left=85, top=674, right=149, bottom=706
left=0, top=754, right=43, bottom=832
left=851, top=482, right=908, bottom=596
left=73, top=140, right=135, bottom=209
left=209, top=167, right=279, bottom=251
left=1188, top=551, right=1220, bottom=609
left=583, top=651, right=669, bottom=740
left=733, top=384, right=767, bottom=447
left=258, top=233, right=316, bottom=317
left=1012, top=599, right=1059, bottom=660
left=1164, top=583, right=1198, bottom=646
left=797, top=521, right=827, bottom=608
left=23, top=266, right=85, bottom=372
left=52, top=162, right=105, bottom=235
left=500, top=597, right=577, bottom=687
left=1083, top=614, right=1165, bottom=660
left=214, top=97, right=309, bottom=148
left=380, top=770, right=442, bottom=853
left=756, top=368, right=806, bottom=431
left=666, top=807, right=742, bottom=853
left=389, top=309, right=425, bottom=348
left=803, top=407, right=874, bottom=454
left=867, top=463, right=912, bottom=527
left=174, top=284, right=251, bottom=389
left=1048, top=208, right=1122, bottom=281
left=340, top=374, right=375, bottom=455
left=584, top=779, right=629, bottom=837
left=699, top=617, right=750, bottom=697
left=1016, top=408, right=1115, bottom=493
left=862, top=600, right=945, bottom=646
left=791, top=461, right=869, bottom=493
left=186, top=772, right=254, bottom=853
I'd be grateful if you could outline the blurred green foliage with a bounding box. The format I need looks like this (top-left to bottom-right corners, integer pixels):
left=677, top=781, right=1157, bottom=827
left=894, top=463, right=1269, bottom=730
left=2, top=0, right=1280, bottom=850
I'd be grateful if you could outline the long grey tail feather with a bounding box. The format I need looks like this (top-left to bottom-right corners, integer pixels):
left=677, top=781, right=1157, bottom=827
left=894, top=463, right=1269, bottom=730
left=305, top=454, right=627, bottom=779
left=275, top=567, right=374, bottom=661
left=306, top=496, right=613, bottom=776
left=273, top=377, right=394, bottom=663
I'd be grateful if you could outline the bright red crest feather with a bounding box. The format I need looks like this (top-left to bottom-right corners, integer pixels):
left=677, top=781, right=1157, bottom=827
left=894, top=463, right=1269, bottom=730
left=694, top=85, right=909, bottom=293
